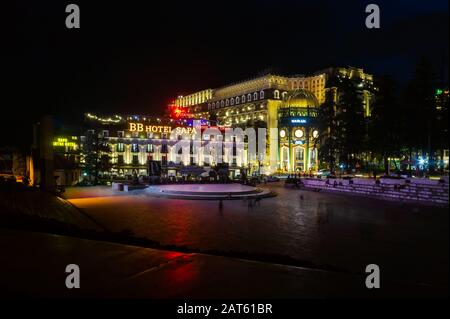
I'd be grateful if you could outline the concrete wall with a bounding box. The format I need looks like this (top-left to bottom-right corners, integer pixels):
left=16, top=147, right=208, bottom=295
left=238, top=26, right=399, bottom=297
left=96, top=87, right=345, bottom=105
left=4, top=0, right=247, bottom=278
left=300, top=178, right=449, bottom=205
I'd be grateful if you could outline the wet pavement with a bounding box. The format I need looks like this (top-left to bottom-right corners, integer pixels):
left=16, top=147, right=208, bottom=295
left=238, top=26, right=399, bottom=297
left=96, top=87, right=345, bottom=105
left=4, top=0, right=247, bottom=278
left=67, top=183, right=449, bottom=291
left=0, top=229, right=442, bottom=298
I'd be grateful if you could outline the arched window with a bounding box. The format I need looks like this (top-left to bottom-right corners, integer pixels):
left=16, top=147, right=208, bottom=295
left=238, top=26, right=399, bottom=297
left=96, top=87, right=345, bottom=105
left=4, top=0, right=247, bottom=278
left=236, top=96, right=240, bottom=104
left=253, top=92, right=258, bottom=100
left=242, top=95, right=246, bottom=103
left=274, top=90, right=280, bottom=99
left=220, top=100, right=224, bottom=107
left=225, top=99, right=229, bottom=106
left=281, top=91, right=287, bottom=99
left=247, top=94, right=252, bottom=102
left=260, top=90, right=264, bottom=99
left=295, top=147, right=304, bottom=161
left=230, top=98, right=234, bottom=105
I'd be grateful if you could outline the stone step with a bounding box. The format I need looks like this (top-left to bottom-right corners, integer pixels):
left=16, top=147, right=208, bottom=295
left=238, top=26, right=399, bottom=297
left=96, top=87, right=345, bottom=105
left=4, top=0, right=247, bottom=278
left=301, top=183, right=449, bottom=205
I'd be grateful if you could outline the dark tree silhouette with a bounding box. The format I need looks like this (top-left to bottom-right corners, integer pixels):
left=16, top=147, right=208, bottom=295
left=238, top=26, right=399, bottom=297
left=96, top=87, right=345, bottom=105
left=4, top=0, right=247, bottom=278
left=81, top=131, right=112, bottom=184
left=402, top=58, right=438, bottom=171
left=334, top=77, right=366, bottom=172
left=369, top=75, right=402, bottom=174
left=318, top=90, right=338, bottom=172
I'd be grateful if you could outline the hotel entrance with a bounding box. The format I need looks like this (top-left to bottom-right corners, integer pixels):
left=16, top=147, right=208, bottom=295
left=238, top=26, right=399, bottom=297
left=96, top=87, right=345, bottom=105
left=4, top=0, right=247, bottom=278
left=294, top=146, right=305, bottom=172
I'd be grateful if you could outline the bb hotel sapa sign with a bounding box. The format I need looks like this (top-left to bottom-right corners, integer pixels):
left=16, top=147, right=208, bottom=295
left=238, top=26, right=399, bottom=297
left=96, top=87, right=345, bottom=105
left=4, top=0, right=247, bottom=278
left=128, top=122, right=197, bottom=134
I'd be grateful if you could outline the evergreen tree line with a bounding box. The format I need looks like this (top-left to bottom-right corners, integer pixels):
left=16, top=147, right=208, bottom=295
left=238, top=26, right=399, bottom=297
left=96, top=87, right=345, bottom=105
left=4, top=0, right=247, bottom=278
left=318, top=59, right=449, bottom=175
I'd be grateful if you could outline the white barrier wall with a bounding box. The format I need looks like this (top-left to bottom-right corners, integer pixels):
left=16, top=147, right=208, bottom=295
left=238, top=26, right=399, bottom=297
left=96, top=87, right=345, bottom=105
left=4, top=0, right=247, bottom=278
left=299, top=177, right=449, bottom=205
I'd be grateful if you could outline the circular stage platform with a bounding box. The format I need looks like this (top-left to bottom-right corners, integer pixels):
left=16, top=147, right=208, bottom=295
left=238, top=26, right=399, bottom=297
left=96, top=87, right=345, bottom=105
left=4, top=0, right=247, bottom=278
left=146, top=183, right=276, bottom=200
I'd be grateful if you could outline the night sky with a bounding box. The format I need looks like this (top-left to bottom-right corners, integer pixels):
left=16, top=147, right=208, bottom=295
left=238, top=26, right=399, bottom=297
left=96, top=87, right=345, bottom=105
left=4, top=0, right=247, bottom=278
left=3, top=0, right=449, bottom=146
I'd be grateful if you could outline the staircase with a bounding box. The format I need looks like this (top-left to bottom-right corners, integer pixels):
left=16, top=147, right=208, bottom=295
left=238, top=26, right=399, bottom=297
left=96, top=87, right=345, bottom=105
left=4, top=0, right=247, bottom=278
left=300, top=177, right=449, bottom=205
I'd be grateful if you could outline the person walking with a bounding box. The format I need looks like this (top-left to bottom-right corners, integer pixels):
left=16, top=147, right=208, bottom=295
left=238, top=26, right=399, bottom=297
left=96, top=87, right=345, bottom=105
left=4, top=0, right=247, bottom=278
left=247, top=198, right=253, bottom=212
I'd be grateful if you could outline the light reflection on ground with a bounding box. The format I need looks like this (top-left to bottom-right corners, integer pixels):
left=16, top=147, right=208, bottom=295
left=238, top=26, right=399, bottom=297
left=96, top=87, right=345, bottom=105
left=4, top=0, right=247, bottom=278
left=67, top=183, right=449, bottom=287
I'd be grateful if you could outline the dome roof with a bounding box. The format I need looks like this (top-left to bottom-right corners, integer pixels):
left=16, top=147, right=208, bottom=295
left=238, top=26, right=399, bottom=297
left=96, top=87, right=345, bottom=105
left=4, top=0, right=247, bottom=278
left=281, top=89, right=319, bottom=108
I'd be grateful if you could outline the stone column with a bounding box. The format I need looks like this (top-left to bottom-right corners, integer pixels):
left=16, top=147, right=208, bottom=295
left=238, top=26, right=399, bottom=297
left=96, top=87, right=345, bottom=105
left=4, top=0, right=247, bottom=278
left=39, top=115, right=55, bottom=191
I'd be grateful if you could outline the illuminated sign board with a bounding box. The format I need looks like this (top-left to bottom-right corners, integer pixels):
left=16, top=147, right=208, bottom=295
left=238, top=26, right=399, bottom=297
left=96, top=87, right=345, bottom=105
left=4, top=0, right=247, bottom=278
left=291, top=118, right=307, bottom=124
left=53, top=137, right=77, bottom=147
left=129, top=123, right=172, bottom=133
left=128, top=123, right=197, bottom=135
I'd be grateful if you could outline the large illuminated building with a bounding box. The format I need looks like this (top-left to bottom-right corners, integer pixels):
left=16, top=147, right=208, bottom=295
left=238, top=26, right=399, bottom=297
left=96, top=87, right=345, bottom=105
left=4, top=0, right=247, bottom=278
left=174, top=67, right=375, bottom=173
left=77, top=113, right=254, bottom=180
left=49, top=66, right=375, bottom=184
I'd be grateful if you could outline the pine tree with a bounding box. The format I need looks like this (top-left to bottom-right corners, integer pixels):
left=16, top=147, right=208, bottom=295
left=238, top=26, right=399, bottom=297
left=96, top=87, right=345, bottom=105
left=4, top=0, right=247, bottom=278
left=402, top=58, right=437, bottom=171
left=318, top=89, right=338, bottom=172
left=369, top=75, right=402, bottom=174
left=81, top=130, right=112, bottom=184
left=335, top=77, right=366, bottom=172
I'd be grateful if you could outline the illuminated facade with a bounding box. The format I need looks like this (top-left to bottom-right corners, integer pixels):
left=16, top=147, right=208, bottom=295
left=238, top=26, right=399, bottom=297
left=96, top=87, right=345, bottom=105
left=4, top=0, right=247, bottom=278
left=51, top=67, right=375, bottom=183
left=52, top=136, right=82, bottom=185
left=174, top=67, right=375, bottom=173
left=80, top=114, right=252, bottom=179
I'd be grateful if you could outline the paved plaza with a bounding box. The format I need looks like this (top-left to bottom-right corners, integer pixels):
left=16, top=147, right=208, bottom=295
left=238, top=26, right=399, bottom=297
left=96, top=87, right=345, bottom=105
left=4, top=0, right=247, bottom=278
left=65, top=182, right=449, bottom=293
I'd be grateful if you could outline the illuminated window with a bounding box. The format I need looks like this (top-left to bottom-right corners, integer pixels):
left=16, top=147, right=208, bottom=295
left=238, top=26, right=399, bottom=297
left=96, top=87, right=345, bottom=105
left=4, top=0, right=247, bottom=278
left=310, top=148, right=317, bottom=164
left=116, top=143, right=124, bottom=152
left=131, top=144, right=139, bottom=153
left=147, top=144, right=154, bottom=153
left=295, top=147, right=304, bottom=161
left=282, top=91, right=287, bottom=100
left=274, top=90, right=280, bottom=99
left=294, top=129, right=304, bottom=138
left=280, top=129, right=286, bottom=138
